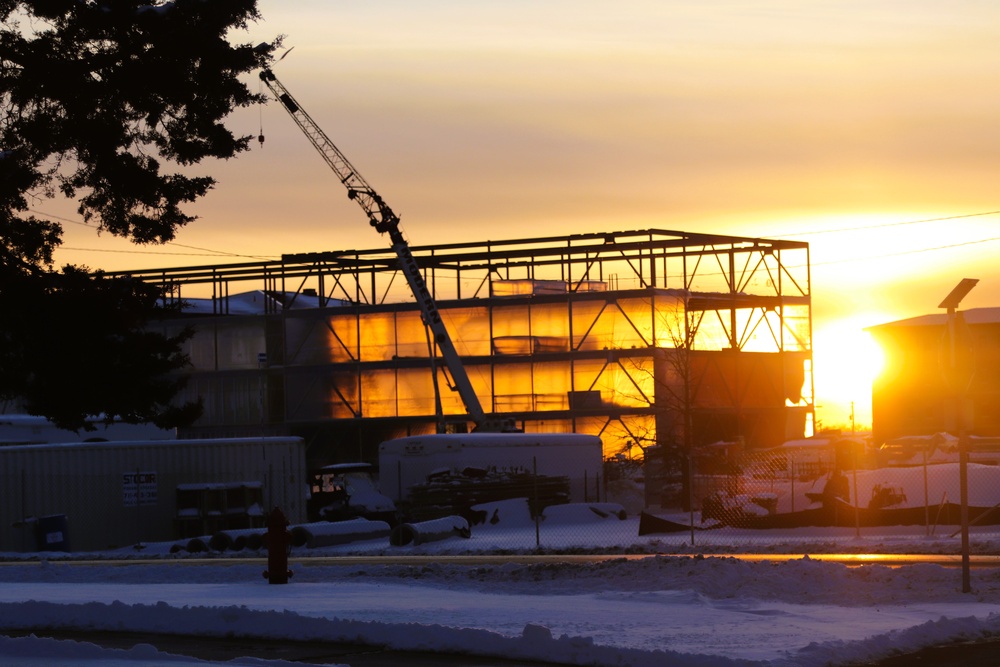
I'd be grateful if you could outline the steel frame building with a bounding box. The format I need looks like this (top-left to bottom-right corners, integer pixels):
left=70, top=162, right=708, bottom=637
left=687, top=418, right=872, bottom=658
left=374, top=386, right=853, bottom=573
left=130, top=228, right=813, bottom=467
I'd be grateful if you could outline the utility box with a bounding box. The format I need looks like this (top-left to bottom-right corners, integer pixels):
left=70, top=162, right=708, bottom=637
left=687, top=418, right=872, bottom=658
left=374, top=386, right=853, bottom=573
left=35, top=514, right=70, bottom=552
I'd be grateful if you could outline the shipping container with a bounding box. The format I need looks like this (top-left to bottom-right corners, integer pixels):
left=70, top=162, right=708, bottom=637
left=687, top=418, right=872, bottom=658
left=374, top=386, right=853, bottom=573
left=0, top=436, right=306, bottom=553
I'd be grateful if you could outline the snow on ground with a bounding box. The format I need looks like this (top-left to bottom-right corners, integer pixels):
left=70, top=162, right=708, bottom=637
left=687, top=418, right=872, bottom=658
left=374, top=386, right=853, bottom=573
left=3, top=495, right=1000, bottom=667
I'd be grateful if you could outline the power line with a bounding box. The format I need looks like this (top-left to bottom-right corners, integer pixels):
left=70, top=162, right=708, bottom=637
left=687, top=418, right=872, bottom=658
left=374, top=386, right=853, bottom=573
left=778, top=210, right=1000, bottom=238
left=752, top=210, right=1000, bottom=271
left=29, top=208, right=278, bottom=261
left=58, top=246, right=279, bottom=259
left=29, top=206, right=1000, bottom=266
left=810, top=235, right=1000, bottom=268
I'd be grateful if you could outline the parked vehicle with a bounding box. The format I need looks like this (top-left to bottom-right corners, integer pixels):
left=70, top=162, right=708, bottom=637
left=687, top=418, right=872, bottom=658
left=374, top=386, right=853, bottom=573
left=307, top=463, right=398, bottom=525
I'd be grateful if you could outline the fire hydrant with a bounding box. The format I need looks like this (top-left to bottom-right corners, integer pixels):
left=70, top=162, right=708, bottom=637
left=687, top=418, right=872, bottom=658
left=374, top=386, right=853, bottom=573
left=262, top=507, right=293, bottom=584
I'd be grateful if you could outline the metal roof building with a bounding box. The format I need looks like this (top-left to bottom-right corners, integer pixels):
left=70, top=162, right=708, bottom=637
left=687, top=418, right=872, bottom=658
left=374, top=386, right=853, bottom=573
left=868, top=307, right=1000, bottom=445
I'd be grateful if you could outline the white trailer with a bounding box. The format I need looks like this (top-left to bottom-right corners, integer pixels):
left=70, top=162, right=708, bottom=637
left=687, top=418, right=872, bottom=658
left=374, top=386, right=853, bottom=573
left=378, top=432, right=604, bottom=504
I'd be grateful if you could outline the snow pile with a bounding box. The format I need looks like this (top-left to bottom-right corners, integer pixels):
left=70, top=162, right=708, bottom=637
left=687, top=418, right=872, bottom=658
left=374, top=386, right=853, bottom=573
left=2, top=554, right=1000, bottom=666
left=3, top=477, right=1000, bottom=667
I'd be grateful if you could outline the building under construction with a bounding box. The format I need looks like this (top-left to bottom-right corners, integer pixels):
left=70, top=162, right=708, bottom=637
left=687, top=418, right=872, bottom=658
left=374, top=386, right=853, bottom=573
left=131, top=228, right=813, bottom=469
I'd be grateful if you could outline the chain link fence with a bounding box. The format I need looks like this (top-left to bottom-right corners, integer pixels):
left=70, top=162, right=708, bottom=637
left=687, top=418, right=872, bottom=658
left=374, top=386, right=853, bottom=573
left=176, top=442, right=1000, bottom=558
left=4, top=437, right=1000, bottom=557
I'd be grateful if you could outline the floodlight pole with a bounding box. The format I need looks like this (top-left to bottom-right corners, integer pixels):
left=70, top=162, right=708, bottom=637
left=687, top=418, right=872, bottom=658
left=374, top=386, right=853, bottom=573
left=939, top=278, right=978, bottom=594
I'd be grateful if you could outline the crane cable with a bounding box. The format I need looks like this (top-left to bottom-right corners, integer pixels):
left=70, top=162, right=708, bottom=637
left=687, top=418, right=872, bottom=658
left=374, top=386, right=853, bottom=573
left=258, top=47, right=294, bottom=149
left=257, top=77, right=266, bottom=147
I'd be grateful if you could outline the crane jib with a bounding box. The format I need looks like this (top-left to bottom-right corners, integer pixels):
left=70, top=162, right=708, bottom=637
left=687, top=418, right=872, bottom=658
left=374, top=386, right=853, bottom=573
left=278, top=93, right=299, bottom=114
left=262, top=67, right=492, bottom=428
left=393, top=242, right=442, bottom=326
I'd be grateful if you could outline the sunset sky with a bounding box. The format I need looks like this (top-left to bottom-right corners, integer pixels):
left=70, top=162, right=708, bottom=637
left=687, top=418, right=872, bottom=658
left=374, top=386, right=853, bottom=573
left=48, top=1, right=1000, bottom=431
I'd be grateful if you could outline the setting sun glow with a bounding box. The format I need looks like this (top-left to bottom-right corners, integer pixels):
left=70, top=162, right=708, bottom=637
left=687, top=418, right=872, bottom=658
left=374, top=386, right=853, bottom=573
left=36, top=2, right=1000, bottom=443
left=812, top=318, right=886, bottom=430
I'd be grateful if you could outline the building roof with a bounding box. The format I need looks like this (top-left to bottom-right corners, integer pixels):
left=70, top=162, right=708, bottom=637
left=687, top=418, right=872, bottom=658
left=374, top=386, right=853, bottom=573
left=867, top=307, right=1000, bottom=331
left=179, top=290, right=333, bottom=315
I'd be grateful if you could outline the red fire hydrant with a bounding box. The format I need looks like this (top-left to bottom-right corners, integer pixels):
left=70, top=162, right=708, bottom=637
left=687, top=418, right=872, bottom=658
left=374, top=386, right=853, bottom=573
left=262, top=507, right=293, bottom=584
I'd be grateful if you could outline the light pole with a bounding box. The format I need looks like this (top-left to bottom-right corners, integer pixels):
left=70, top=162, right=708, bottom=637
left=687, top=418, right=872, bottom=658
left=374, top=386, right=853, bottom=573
left=938, top=278, right=978, bottom=594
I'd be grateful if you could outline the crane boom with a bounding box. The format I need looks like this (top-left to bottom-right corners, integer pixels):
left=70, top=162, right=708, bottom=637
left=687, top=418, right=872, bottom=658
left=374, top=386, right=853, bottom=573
left=259, top=69, right=491, bottom=429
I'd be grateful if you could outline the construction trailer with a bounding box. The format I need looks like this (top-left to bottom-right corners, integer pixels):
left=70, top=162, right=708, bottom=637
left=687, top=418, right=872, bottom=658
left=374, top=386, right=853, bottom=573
left=378, top=432, right=605, bottom=506
left=0, top=436, right=306, bottom=553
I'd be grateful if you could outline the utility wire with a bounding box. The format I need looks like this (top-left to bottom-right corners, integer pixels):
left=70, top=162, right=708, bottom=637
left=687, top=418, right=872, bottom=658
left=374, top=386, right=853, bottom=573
left=778, top=210, right=1000, bottom=237
left=29, top=206, right=1000, bottom=266
left=29, top=208, right=279, bottom=261
left=810, top=235, right=1000, bottom=268
left=57, top=246, right=278, bottom=259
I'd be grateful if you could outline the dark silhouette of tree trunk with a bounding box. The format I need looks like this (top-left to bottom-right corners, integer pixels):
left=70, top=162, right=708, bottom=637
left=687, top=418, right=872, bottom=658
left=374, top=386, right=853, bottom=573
left=617, top=297, right=704, bottom=510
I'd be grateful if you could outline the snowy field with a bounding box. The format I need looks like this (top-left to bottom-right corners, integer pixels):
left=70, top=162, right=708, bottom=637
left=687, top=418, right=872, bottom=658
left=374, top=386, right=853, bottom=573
left=3, top=493, right=1000, bottom=667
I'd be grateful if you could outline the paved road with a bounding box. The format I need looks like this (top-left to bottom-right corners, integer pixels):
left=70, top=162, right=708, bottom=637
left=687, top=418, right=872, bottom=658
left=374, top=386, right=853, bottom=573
left=5, top=552, right=999, bottom=567
left=7, top=630, right=557, bottom=666
left=870, top=639, right=1000, bottom=667
left=11, top=629, right=1000, bottom=667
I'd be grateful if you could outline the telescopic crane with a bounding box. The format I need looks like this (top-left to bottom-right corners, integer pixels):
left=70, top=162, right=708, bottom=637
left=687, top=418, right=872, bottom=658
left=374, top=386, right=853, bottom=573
left=259, top=68, right=515, bottom=433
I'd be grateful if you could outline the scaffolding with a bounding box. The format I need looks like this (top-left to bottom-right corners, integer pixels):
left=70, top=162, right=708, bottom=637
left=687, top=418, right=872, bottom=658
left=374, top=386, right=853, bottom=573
left=125, top=229, right=812, bottom=463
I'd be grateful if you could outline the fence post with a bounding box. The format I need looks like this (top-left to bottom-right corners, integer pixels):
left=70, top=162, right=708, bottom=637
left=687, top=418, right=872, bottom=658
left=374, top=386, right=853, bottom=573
left=959, top=427, right=971, bottom=593
left=533, top=456, right=540, bottom=549
left=790, top=457, right=795, bottom=514
left=21, top=468, right=27, bottom=553
left=853, top=448, right=860, bottom=539
left=688, top=454, right=695, bottom=546
left=923, top=448, right=930, bottom=537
